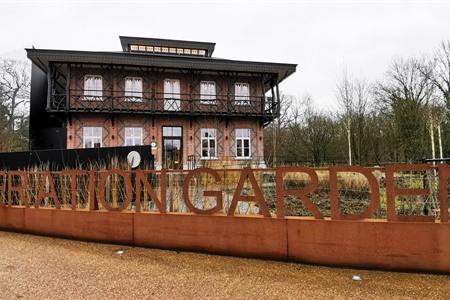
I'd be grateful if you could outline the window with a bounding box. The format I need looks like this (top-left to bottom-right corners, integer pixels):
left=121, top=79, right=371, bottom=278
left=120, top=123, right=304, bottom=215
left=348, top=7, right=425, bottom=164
left=234, top=83, right=250, bottom=105
left=162, top=127, right=183, bottom=170
left=200, top=81, right=216, bottom=104
left=163, top=126, right=182, bottom=137
left=201, top=129, right=217, bottom=159
left=164, top=79, right=181, bottom=111
left=125, top=77, right=143, bottom=101
left=83, top=127, right=102, bottom=148
left=235, top=129, right=251, bottom=159
left=129, top=45, right=206, bottom=56
left=124, top=127, right=143, bottom=146
left=83, top=75, right=103, bottom=101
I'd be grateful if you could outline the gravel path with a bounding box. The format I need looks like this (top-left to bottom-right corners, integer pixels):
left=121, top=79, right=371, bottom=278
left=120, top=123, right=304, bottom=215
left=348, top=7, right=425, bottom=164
left=0, top=231, right=448, bottom=299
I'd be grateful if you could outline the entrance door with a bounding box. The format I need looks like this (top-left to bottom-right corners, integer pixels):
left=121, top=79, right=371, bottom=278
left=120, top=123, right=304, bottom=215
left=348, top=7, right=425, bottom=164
left=162, top=126, right=183, bottom=169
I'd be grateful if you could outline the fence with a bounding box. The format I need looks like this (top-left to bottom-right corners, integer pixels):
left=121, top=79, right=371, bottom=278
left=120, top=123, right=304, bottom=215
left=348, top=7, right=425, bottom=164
left=0, top=145, right=154, bottom=170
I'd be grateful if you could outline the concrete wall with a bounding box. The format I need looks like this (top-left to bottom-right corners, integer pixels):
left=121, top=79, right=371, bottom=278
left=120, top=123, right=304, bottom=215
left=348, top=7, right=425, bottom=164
left=0, top=207, right=449, bottom=273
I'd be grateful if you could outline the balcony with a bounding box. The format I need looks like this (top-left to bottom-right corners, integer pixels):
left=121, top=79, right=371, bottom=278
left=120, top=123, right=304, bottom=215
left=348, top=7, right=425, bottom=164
left=49, top=90, right=280, bottom=120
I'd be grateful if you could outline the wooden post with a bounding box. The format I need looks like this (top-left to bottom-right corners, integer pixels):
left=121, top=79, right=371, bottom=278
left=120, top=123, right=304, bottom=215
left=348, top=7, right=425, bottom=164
left=46, top=63, right=52, bottom=110
left=437, top=123, right=443, bottom=159
left=66, top=64, right=71, bottom=111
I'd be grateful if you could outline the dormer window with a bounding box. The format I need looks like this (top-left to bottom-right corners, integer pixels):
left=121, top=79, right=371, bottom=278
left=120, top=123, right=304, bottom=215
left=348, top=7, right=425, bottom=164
left=127, top=43, right=210, bottom=57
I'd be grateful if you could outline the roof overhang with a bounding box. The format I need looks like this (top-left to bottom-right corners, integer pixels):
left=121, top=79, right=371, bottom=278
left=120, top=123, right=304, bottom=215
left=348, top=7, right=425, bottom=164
left=26, top=48, right=297, bottom=84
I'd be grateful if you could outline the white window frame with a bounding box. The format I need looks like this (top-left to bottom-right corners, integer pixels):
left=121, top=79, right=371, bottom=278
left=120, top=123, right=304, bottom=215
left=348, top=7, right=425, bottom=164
left=201, top=128, right=217, bottom=159
left=124, top=77, right=143, bottom=102
left=83, top=127, right=103, bottom=148
left=124, top=127, right=143, bottom=146
left=235, top=128, right=251, bottom=159
left=164, top=79, right=181, bottom=111
left=200, top=81, right=216, bottom=104
left=83, top=75, right=103, bottom=101
left=234, top=83, right=250, bottom=106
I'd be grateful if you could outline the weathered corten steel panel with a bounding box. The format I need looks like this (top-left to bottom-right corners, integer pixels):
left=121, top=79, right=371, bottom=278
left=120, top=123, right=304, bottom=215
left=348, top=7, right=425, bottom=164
left=0, top=164, right=449, bottom=273
left=0, top=207, right=449, bottom=273
left=0, top=206, right=25, bottom=231
left=134, top=213, right=288, bottom=260
left=286, top=217, right=450, bottom=273
left=23, top=209, right=134, bottom=244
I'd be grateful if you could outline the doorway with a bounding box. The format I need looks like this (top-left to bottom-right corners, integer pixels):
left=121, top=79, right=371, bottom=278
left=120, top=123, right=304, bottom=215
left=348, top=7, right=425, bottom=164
left=162, top=126, right=183, bottom=169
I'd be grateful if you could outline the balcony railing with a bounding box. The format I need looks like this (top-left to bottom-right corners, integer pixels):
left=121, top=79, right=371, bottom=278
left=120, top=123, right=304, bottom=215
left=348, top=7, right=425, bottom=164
left=49, top=90, right=279, bottom=118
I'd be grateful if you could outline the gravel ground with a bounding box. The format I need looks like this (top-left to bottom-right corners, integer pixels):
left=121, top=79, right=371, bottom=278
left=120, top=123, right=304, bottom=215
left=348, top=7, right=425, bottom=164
left=0, top=231, right=448, bottom=299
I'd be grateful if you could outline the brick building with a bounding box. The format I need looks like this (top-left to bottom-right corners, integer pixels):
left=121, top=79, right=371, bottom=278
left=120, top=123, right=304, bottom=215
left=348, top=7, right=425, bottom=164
left=26, top=36, right=296, bottom=169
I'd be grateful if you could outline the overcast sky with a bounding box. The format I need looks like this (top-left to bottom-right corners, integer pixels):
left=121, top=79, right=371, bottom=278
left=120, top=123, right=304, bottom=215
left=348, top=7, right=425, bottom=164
left=1, top=0, right=449, bottom=108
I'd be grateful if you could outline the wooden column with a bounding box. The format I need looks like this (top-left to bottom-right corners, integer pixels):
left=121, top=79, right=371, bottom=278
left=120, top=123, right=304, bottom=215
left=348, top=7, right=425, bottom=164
left=66, top=64, right=71, bottom=111
left=46, top=63, right=52, bottom=110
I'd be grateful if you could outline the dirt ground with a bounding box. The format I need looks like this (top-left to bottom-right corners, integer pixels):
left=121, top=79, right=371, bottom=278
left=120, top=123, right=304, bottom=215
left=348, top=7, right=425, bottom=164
left=0, top=231, right=448, bottom=299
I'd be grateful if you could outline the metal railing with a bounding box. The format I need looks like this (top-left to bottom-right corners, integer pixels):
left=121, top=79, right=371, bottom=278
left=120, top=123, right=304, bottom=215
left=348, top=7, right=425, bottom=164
left=49, top=90, right=279, bottom=118
left=186, top=155, right=267, bottom=170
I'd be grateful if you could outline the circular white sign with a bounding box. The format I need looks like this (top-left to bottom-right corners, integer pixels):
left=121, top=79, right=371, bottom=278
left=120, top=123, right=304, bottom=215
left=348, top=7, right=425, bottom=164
left=151, top=141, right=157, bottom=148
left=127, top=151, right=141, bottom=169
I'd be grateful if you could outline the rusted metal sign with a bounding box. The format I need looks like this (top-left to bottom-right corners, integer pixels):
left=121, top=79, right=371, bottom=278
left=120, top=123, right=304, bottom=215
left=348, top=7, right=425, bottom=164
left=0, top=164, right=448, bottom=223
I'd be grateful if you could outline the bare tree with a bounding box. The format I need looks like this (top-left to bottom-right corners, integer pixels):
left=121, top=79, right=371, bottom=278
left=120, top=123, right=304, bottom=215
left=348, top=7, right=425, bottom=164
left=265, top=93, right=295, bottom=166
left=0, top=59, right=30, bottom=131
left=374, top=58, right=435, bottom=162
left=286, top=97, right=336, bottom=165
left=336, top=71, right=372, bottom=165
left=420, top=41, right=450, bottom=158
left=336, top=71, right=354, bottom=165
left=425, top=41, right=450, bottom=108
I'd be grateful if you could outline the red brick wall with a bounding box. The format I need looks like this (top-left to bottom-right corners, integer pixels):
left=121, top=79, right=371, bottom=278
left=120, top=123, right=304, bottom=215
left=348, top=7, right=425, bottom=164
left=67, top=114, right=265, bottom=168
left=67, top=67, right=267, bottom=168
left=69, top=67, right=264, bottom=113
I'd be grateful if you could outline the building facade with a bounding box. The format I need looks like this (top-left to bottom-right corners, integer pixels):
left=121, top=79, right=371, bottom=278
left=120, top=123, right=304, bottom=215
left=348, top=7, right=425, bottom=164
left=27, top=36, right=296, bottom=169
